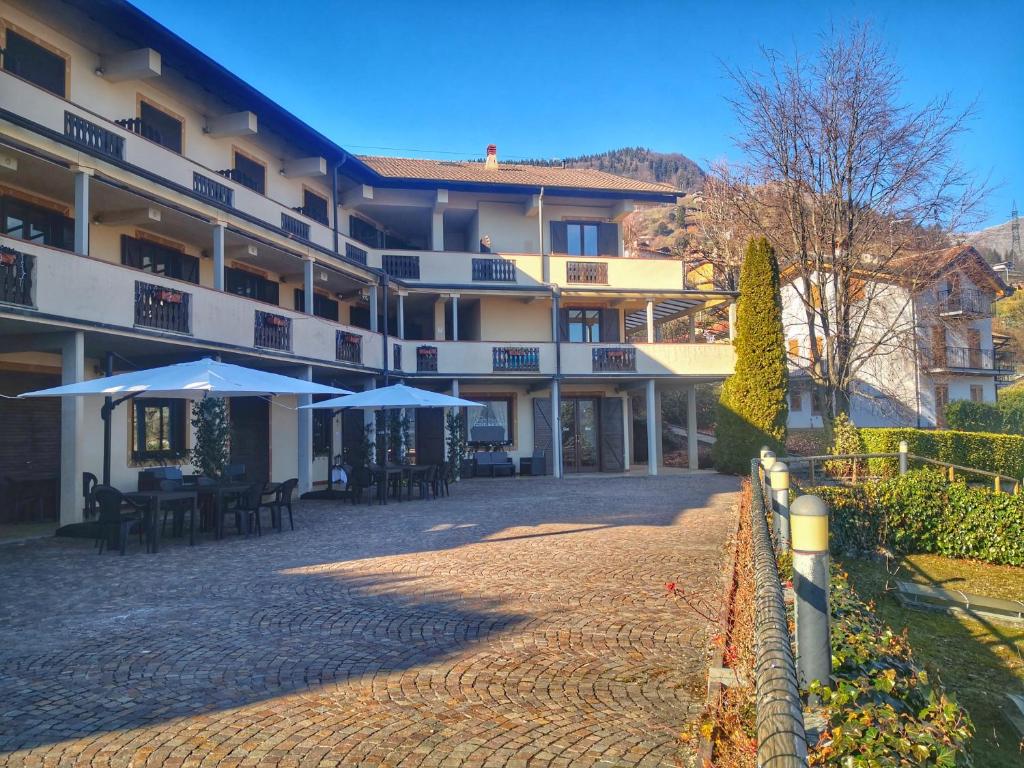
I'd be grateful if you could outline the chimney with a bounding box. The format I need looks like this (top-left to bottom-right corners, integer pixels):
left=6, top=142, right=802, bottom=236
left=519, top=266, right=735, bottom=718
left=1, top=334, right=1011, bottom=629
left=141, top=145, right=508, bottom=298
left=485, top=144, right=498, bottom=169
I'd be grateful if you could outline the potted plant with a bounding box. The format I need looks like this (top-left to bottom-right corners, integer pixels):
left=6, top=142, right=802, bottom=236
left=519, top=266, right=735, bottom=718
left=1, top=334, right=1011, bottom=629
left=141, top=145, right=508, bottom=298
left=189, top=397, right=230, bottom=478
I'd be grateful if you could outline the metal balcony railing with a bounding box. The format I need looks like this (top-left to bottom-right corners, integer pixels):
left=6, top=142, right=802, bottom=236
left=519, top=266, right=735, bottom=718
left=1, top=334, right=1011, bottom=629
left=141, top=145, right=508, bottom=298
left=114, top=117, right=168, bottom=149
left=134, top=281, right=191, bottom=334
left=592, top=347, right=636, bottom=372
left=64, top=111, right=124, bottom=160
left=336, top=331, right=362, bottom=364
left=254, top=310, right=291, bottom=351
left=493, top=346, right=540, bottom=372
left=0, top=246, right=33, bottom=307
left=937, top=289, right=991, bottom=317
left=217, top=167, right=264, bottom=195
left=345, top=243, right=368, bottom=265
left=566, top=261, right=608, bottom=284
left=292, top=204, right=329, bottom=226
left=928, top=346, right=1012, bottom=371
left=472, top=258, right=517, bottom=282
left=280, top=213, right=310, bottom=240
left=193, top=172, right=234, bottom=207
left=382, top=254, right=421, bottom=280
left=416, top=345, right=438, bottom=372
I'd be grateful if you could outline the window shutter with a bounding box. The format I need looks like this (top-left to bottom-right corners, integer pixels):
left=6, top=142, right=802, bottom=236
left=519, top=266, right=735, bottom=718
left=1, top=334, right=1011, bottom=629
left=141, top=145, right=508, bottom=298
left=533, top=398, right=552, bottom=473
left=558, top=308, right=570, bottom=341
left=550, top=222, right=568, bottom=254
left=600, top=309, right=620, bottom=343
left=597, top=223, right=619, bottom=256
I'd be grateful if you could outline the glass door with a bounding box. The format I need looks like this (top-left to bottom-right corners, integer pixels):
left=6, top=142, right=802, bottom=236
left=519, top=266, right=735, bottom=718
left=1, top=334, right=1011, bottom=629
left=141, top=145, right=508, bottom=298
left=560, top=398, right=600, bottom=473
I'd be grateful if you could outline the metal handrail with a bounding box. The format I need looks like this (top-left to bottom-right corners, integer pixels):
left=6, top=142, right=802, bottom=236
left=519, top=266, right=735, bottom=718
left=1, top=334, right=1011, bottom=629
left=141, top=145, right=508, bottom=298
left=750, top=459, right=809, bottom=767
left=783, top=452, right=1019, bottom=491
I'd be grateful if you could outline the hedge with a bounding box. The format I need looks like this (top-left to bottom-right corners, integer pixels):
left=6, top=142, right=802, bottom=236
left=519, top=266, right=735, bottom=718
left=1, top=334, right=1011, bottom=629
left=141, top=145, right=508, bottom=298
left=859, top=427, right=1024, bottom=480
left=944, top=400, right=1001, bottom=433
left=808, top=469, right=1024, bottom=566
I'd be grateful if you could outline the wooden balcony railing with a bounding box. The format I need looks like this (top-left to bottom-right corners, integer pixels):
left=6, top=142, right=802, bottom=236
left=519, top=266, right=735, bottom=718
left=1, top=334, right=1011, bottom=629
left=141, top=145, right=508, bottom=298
left=592, top=346, right=636, bottom=372
left=345, top=243, right=368, bottom=265
left=937, top=289, right=992, bottom=317
left=417, top=345, right=439, bottom=372
left=254, top=310, right=291, bottom=351
left=336, top=331, right=362, bottom=364
left=64, top=111, right=124, bottom=160
left=134, top=281, right=191, bottom=334
left=493, top=346, right=540, bottom=372
left=382, top=254, right=421, bottom=280
left=280, top=212, right=310, bottom=240
left=0, top=246, right=33, bottom=307
left=472, top=258, right=517, bottom=282
left=193, top=172, right=234, bottom=207
left=566, top=261, right=608, bottom=284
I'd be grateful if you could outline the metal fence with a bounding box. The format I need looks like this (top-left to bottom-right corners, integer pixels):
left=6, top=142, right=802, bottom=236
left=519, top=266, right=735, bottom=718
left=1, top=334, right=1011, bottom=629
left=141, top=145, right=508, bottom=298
left=750, top=459, right=809, bottom=767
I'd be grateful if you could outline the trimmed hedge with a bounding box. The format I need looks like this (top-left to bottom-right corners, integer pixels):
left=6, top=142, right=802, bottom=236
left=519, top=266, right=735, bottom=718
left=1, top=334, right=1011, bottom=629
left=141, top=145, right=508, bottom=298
left=860, top=427, right=1024, bottom=480
left=809, top=469, right=1024, bottom=566
left=945, top=400, right=1001, bottom=433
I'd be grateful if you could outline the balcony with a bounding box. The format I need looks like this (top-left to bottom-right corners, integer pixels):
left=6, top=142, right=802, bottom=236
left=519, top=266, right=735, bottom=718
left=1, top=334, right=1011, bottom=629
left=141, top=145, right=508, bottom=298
left=927, top=346, right=1013, bottom=373
left=561, top=342, right=735, bottom=377
left=472, top=258, right=517, bottom=282
left=193, top=172, right=234, bottom=207
left=64, top=111, right=124, bottom=161
left=382, top=254, right=421, bottom=280
left=280, top=213, right=310, bottom=240
left=493, top=346, right=540, bottom=372
left=566, top=261, right=608, bottom=285
left=254, top=310, right=291, bottom=351
left=937, top=289, right=991, bottom=317
left=0, top=246, right=34, bottom=307
left=336, top=331, right=362, bottom=364
left=592, top=347, right=636, bottom=372
left=416, top=345, right=439, bottom=372
left=134, top=281, right=190, bottom=334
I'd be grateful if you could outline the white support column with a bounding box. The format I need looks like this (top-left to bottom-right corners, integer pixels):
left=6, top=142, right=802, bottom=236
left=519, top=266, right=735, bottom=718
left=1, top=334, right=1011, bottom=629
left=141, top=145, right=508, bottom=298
left=451, top=294, right=459, bottom=341
left=303, top=259, right=314, bottom=313
left=397, top=292, right=406, bottom=340
left=689, top=314, right=698, bottom=343
left=656, top=387, right=665, bottom=471
left=431, top=211, right=445, bottom=251
left=363, top=377, right=377, bottom=447
left=213, top=222, right=226, bottom=291
left=687, top=383, right=699, bottom=471
left=622, top=394, right=631, bottom=472
left=646, top=300, right=655, bottom=343
left=646, top=379, right=658, bottom=476
left=551, top=378, right=562, bottom=478
left=73, top=167, right=92, bottom=256
left=60, top=332, right=85, bottom=525
left=729, top=302, right=737, bottom=341
left=369, top=287, right=379, bottom=332
left=297, top=365, right=313, bottom=494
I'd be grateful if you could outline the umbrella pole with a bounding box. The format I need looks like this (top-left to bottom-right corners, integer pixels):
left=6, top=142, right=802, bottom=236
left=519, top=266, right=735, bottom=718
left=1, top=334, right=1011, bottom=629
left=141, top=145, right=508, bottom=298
left=102, top=353, right=113, bottom=486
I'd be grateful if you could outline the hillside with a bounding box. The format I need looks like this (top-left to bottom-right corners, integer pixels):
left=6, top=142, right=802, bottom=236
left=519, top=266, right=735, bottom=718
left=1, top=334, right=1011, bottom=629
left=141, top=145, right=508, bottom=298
left=513, top=147, right=706, bottom=194
left=968, top=214, right=1020, bottom=263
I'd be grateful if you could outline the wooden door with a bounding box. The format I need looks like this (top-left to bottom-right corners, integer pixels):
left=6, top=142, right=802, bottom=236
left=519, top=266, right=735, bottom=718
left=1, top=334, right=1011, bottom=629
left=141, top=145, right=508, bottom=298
left=229, top=397, right=270, bottom=483
left=415, top=408, right=445, bottom=465
left=0, top=371, right=60, bottom=523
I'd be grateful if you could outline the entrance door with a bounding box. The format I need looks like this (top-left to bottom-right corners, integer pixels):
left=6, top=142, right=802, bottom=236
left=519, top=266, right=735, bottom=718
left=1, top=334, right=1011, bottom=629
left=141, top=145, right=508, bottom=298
left=416, top=408, right=445, bottom=465
left=229, top=397, right=270, bottom=483
left=560, top=398, right=600, bottom=473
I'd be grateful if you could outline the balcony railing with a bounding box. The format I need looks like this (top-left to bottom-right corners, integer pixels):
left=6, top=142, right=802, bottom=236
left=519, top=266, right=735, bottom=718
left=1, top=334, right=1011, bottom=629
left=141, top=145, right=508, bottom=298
left=114, top=117, right=166, bottom=148
left=417, top=345, right=439, bottom=372
left=592, top=346, right=636, bottom=372
left=193, top=172, right=234, bottom=207
left=345, top=243, right=368, bottom=265
left=134, top=281, right=191, bottom=334
left=937, top=289, right=991, bottom=317
left=928, top=346, right=1011, bottom=371
left=217, top=167, right=264, bottom=195
left=254, top=310, right=291, bottom=351
left=280, top=213, right=310, bottom=240
left=0, top=246, right=33, bottom=307
left=382, top=254, right=421, bottom=280
left=493, top=346, right=540, bottom=372
left=566, top=261, right=608, bottom=284
left=472, top=258, right=517, bottom=282
left=336, top=331, right=362, bottom=364
left=292, top=205, right=329, bottom=226
left=64, top=111, right=124, bottom=160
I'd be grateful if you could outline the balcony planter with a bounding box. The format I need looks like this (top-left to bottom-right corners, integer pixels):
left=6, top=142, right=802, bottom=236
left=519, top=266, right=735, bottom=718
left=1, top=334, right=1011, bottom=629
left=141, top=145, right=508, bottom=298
left=264, top=314, right=288, bottom=327
left=158, top=289, right=184, bottom=304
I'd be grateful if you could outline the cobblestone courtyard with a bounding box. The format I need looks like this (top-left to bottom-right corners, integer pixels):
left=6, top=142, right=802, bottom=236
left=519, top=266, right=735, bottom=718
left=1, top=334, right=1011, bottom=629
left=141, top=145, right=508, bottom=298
left=0, top=474, right=738, bottom=767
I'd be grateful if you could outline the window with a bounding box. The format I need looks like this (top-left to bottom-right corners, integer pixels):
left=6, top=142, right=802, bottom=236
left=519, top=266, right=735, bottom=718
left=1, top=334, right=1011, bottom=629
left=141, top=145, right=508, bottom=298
left=970, top=385, right=984, bottom=403
left=850, top=278, right=866, bottom=303
left=788, top=338, right=800, bottom=360
left=293, top=288, right=339, bottom=321
left=350, top=216, right=382, bottom=248
left=550, top=221, right=618, bottom=256
left=3, top=29, right=65, bottom=96
left=789, top=383, right=804, bottom=411
left=466, top=396, right=513, bottom=446
left=934, top=385, right=949, bottom=426
left=810, top=285, right=823, bottom=310
left=811, top=387, right=826, bottom=416
left=567, top=222, right=599, bottom=256
left=301, top=188, right=329, bottom=225
left=1, top=195, right=73, bottom=249
left=312, top=410, right=331, bottom=457
left=131, top=398, right=186, bottom=461
left=232, top=151, right=265, bottom=194
left=567, top=308, right=601, bottom=342
left=121, top=235, right=199, bottom=283
left=226, top=267, right=279, bottom=305
left=139, top=100, right=183, bottom=153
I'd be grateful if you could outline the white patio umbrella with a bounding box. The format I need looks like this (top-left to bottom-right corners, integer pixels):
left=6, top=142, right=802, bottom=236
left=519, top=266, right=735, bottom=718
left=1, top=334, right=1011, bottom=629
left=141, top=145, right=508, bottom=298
left=20, top=357, right=352, bottom=484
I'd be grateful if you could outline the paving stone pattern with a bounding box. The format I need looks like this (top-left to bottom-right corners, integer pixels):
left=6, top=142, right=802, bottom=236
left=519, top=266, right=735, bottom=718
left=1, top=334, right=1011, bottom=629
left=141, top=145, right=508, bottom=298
left=0, top=474, right=738, bottom=767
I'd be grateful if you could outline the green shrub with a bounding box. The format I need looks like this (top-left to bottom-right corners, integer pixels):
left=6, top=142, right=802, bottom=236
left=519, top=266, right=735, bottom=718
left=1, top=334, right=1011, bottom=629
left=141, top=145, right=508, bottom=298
left=998, top=387, right=1024, bottom=434
left=713, top=237, right=788, bottom=473
left=860, top=427, right=1024, bottom=479
left=811, top=568, right=974, bottom=765
left=945, top=400, right=1002, bottom=433
left=806, top=469, right=1024, bottom=566
left=824, top=412, right=866, bottom=479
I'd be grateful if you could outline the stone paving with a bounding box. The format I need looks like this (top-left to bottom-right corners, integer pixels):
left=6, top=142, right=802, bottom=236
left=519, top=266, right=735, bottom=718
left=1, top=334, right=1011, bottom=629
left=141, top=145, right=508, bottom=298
left=0, top=473, right=739, bottom=767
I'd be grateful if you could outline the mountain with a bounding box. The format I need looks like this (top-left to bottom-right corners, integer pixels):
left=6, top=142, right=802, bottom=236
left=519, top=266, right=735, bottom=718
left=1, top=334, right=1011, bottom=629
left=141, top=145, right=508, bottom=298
left=967, top=214, right=1020, bottom=263
left=513, top=147, right=706, bottom=193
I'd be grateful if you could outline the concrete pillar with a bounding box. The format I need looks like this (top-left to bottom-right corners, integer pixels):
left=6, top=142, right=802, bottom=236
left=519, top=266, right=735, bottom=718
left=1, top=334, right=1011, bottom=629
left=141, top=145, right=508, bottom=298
left=303, top=259, right=314, bottom=314
left=451, top=295, right=459, bottom=341
left=646, top=300, right=655, bottom=343
left=434, top=298, right=446, bottom=341
left=729, top=302, right=737, bottom=341
left=687, top=383, right=698, bottom=471
left=297, top=365, right=313, bottom=494
left=397, top=293, right=406, bottom=340
left=646, top=379, right=658, bottom=476
left=622, top=394, right=631, bottom=472
left=73, top=167, right=91, bottom=256
left=689, top=314, right=697, bottom=343
left=551, top=379, right=562, bottom=478
left=655, top=387, right=665, bottom=470
left=369, top=287, right=379, bottom=332
left=363, top=376, right=377, bottom=449
left=213, top=222, right=226, bottom=291
left=431, top=211, right=444, bottom=251
left=60, top=332, right=85, bottom=526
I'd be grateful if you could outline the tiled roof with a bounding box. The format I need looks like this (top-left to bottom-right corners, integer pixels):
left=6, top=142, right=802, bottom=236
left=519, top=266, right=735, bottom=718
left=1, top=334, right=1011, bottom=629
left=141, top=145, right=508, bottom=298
left=358, top=156, right=680, bottom=195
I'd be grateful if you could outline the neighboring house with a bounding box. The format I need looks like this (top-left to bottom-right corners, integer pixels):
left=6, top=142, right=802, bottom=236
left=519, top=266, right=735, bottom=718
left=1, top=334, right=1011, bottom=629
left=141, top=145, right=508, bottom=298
left=0, top=0, right=737, bottom=527
left=781, top=245, right=1013, bottom=430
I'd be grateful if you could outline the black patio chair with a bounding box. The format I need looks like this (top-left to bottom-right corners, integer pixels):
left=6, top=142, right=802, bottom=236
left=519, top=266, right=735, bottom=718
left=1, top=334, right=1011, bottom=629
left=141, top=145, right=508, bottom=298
left=218, top=482, right=269, bottom=538
left=157, top=479, right=198, bottom=544
left=82, top=472, right=98, bottom=519
left=265, top=478, right=298, bottom=531
left=92, top=485, right=146, bottom=555
left=349, top=466, right=377, bottom=505
left=491, top=451, right=515, bottom=478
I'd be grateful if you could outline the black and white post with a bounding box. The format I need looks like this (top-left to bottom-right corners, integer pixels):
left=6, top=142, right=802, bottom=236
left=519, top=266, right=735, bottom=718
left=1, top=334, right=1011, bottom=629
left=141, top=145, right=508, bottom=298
left=790, top=493, right=831, bottom=703
left=898, top=440, right=909, bottom=475
left=770, top=461, right=790, bottom=548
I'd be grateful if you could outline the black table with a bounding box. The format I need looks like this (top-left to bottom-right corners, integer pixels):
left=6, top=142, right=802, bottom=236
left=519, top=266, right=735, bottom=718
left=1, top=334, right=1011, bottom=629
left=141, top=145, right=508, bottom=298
left=125, top=489, right=198, bottom=553
left=194, top=482, right=251, bottom=537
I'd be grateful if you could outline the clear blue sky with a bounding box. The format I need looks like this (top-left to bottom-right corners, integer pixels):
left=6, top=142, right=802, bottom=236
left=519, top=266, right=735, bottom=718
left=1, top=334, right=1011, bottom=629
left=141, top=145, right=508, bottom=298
left=132, top=0, right=1023, bottom=229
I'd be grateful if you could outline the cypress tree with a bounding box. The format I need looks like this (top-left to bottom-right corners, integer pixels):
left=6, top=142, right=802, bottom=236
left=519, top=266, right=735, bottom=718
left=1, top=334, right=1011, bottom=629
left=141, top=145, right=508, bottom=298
left=712, top=237, right=788, bottom=473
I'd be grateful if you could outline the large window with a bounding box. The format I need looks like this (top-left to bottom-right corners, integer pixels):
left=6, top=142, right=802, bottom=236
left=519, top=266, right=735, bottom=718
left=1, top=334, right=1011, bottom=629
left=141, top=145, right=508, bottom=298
left=139, top=100, right=183, bottom=153
left=467, top=396, right=513, bottom=446
left=567, top=308, right=601, bottom=342
left=293, top=288, right=339, bottom=321
left=567, top=222, right=599, bottom=256
left=302, top=189, right=329, bottom=225
left=1, top=195, right=74, bottom=249
left=121, top=235, right=199, bottom=283
left=550, top=221, right=618, bottom=256
left=131, top=398, right=186, bottom=461
left=232, top=151, right=266, bottom=195
left=935, top=385, right=949, bottom=426
left=350, top=216, right=382, bottom=248
left=3, top=29, right=65, bottom=97
left=226, top=267, right=279, bottom=305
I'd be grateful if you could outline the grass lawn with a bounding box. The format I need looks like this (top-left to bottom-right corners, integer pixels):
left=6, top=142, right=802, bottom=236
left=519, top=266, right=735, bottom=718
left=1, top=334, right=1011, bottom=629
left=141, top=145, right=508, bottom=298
left=843, top=554, right=1024, bottom=767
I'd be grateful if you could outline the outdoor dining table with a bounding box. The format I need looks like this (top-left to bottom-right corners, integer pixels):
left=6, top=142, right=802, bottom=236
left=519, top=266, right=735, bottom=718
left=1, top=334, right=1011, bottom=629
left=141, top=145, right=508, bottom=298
left=124, top=489, right=198, bottom=553
left=369, top=466, right=405, bottom=504
left=192, top=481, right=252, bottom=537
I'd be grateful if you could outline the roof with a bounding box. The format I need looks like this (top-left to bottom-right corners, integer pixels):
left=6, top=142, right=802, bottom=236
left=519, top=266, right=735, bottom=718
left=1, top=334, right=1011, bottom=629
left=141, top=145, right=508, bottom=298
left=358, top=156, right=681, bottom=197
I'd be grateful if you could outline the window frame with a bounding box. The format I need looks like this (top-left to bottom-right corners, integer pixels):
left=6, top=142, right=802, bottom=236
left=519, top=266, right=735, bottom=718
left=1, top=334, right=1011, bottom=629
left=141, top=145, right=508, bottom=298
left=122, top=233, right=200, bottom=284
left=130, top=397, right=187, bottom=463
left=565, top=221, right=600, bottom=257
left=225, top=265, right=279, bottom=305
left=301, top=186, right=330, bottom=226
left=1, top=23, right=69, bottom=98
left=934, top=384, right=949, bottom=426
left=231, top=147, right=267, bottom=195
left=970, top=385, right=984, bottom=403
left=1, top=192, right=74, bottom=250
left=789, top=382, right=804, bottom=411
left=464, top=394, right=516, bottom=448
left=566, top=308, right=602, bottom=343
left=137, top=95, right=185, bottom=154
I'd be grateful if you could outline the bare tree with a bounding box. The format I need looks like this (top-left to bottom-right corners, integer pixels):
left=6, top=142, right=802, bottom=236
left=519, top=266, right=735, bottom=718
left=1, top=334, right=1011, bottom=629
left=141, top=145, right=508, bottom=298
left=712, top=24, right=987, bottom=417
